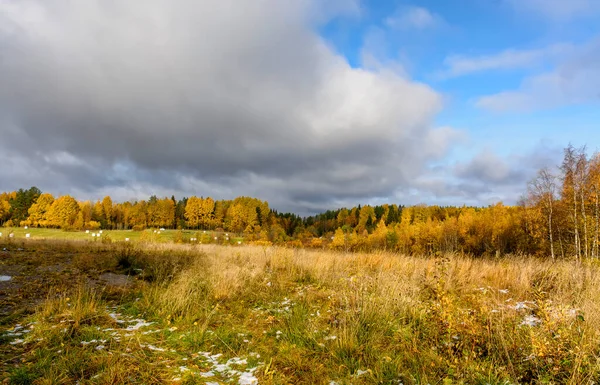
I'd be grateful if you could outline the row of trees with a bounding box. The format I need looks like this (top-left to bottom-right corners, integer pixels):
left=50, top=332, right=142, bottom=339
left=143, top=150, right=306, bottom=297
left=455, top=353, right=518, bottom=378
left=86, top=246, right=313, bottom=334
left=0, top=192, right=272, bottom=234
left=1, top=145, right=597, bottom=258
left=525, top=145, right=600, bottom=260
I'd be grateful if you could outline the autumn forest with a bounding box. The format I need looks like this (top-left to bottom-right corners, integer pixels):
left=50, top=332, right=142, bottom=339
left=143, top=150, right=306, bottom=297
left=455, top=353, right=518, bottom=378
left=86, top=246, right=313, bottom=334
left=1, top=145, right=598, bottom=258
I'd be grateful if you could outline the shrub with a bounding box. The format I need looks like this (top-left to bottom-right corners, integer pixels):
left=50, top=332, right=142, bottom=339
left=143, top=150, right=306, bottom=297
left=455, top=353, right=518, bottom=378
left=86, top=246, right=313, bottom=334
left=87, top=221, right=101, bottom=230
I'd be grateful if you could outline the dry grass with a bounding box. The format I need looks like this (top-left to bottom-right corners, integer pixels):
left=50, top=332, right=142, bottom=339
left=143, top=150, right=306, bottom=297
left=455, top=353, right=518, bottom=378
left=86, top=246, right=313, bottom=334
left=1, top=239, right=600, bottom=384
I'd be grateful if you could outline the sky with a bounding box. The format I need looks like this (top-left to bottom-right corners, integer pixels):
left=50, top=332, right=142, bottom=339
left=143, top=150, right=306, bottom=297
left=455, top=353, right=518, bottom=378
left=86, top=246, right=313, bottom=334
left=0, top=0, right=599, bottom=215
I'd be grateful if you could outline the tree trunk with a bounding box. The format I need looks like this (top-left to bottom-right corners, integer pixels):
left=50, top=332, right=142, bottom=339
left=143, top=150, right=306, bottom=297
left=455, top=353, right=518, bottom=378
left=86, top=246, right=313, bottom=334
left=581, top=189, right=589, bottom=259
left=574, top=189, right=580, bottom=261
left=595, top=187, right=599, bottom=258
left=548, top=197, right=554, bottom=260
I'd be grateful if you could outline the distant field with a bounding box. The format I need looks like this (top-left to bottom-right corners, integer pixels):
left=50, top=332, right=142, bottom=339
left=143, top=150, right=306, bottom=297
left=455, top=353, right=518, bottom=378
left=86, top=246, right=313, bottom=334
left=0, top=227, right=244, bottom=244
left=1, top=239, right=599, bottom=384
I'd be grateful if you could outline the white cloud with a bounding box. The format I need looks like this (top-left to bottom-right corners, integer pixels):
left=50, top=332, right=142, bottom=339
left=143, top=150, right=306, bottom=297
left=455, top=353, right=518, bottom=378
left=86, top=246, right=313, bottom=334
left=0, top=0, right=463, bottom=213
left=409, top=144, right=561, bottom=206
left=454, top=151, right=512, bottom=183
left=477, top=38, right=600, bottom=112
left=385, top=6, right=439, bottom=30
left=440, top=44, right=573, bottom=78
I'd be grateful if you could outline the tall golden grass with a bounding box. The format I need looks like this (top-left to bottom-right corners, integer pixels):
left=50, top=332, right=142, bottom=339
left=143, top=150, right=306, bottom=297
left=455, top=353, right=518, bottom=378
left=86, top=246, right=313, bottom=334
left=137, top=243, right=600, bottom=383
left=2, top=239, right=600, bottom=384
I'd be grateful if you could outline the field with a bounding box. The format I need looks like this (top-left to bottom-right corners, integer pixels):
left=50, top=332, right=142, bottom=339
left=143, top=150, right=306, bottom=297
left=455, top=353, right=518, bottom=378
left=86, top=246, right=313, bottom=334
left=1, top=239, right=600, bottom=385
left=0, top=228, right=243, bottom=244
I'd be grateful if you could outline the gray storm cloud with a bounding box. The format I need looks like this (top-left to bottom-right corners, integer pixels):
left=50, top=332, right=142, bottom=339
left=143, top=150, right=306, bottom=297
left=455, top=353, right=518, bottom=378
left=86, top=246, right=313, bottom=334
left=0, top=0, right=459, bottom=213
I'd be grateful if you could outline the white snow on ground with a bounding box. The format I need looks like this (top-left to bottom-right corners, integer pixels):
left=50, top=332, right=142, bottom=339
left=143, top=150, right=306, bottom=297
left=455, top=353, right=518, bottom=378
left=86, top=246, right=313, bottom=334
left=124, top=320, right=154, bottom=331
left=4, top=307, right=262, bottom=383
left=143, top=344, right=166, bottom=352
left=108, top=312, right=154, bottom=331
left=197, top=351, right=260, bottom=384
left=515, top=301, right=533, bottom=310
left=238, top=371, right=259, bottom=385
left=521, top=315, right=541, bottom=327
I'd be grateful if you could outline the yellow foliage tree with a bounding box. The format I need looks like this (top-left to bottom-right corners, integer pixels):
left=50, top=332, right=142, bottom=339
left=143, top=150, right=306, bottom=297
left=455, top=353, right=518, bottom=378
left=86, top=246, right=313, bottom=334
left=26, top=193, right=55, bottom=227
left=45, top=195, right=80, bottom=228
left=184, top=196, right=202, bottom=229
left=102, top=196, right=113, bottom=228
left=0, top=196, right=13, bottom=224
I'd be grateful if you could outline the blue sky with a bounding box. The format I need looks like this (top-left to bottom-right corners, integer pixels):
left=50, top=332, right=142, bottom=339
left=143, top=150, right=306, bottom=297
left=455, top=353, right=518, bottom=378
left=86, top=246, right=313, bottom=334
left=290, top=0, right=600, bottom=209
left=1, top=0, right=599, bottom=214
left=321, top=0, right=600, bottom=157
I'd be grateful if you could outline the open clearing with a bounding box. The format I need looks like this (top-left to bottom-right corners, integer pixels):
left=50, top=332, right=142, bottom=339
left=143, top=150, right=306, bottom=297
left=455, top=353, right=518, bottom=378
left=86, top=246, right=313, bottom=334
left=0, top=228, right=242, bottom=244
left=1, top=239, right=600, bottom=384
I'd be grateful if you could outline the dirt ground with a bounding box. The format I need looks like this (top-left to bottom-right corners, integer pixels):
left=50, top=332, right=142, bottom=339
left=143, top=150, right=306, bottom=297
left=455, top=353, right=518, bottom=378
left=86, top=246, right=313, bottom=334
left=0, top=241, right=133, bottom=324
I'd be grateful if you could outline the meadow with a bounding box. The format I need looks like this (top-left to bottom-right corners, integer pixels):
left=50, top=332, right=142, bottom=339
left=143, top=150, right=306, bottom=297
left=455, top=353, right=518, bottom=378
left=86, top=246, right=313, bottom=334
left=1, top=238, right=599, bottom=384
left=0, top=227, right=243, bottom=244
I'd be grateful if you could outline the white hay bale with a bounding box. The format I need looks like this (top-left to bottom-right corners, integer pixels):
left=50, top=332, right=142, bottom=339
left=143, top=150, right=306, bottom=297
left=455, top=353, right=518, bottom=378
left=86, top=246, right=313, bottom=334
left=25, top=233, right=30, bottom=238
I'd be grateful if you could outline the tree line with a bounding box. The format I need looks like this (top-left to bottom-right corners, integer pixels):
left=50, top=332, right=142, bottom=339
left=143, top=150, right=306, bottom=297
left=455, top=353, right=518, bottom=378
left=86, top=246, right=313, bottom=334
left=1, top=145, right=598, bottom=258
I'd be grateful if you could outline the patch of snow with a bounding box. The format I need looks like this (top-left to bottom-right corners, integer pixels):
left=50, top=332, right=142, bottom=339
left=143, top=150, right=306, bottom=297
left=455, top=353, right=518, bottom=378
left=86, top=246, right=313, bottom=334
left=124, top=320, right=154, bottom=331
left=228, top=357, right=247, bottom=366
left=214, top=363, right=229, bottom=373
left=515, top=302, right=531, bottom=310
left=108, top=313, right=126, bottom=324
left=145, top=344, right=166, bottom=352
left=238, top=371, right=258, bottom=385
left=521, top=315, right=541, bottom=327
left=141, top=330, right=162, bottom=335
